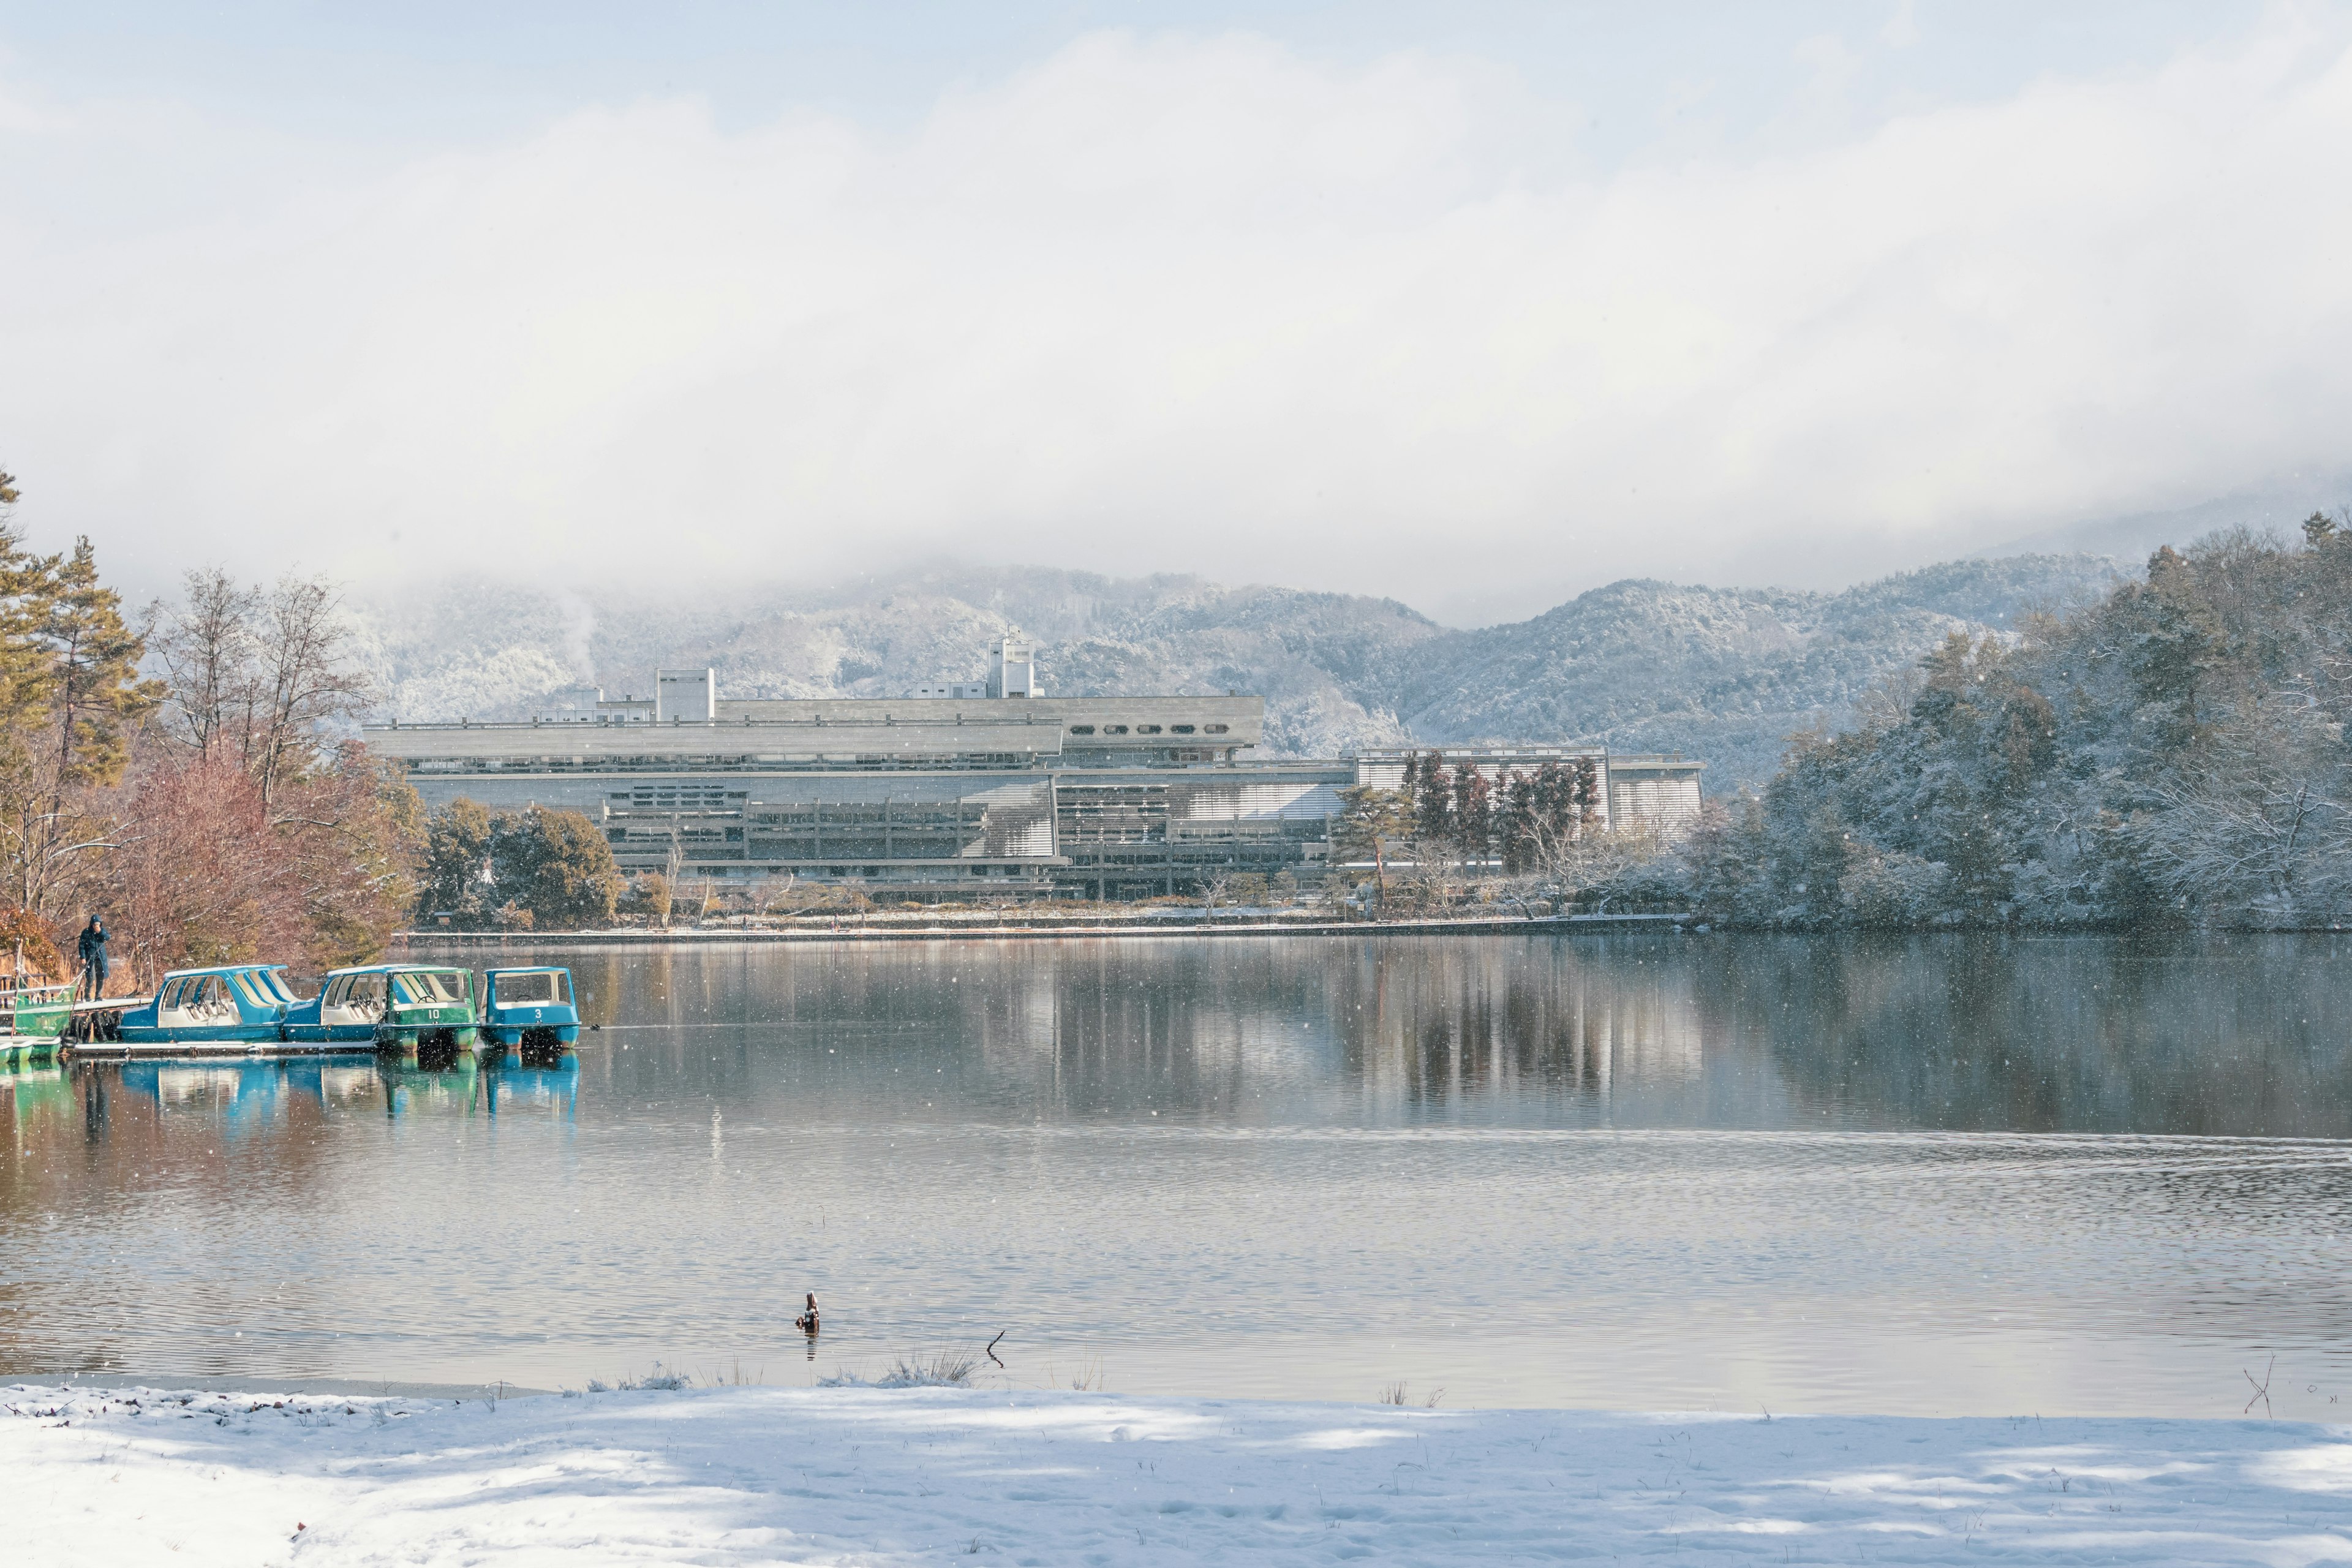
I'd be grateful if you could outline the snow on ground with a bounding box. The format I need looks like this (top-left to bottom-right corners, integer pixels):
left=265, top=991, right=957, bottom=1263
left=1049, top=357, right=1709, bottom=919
left=10, top=1382, right=2352, bottom=1565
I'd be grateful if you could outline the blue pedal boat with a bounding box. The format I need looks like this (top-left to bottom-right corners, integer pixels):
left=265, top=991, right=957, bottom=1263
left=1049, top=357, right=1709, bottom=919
left=116, top=965, right=294, bottom=1049
left=280, top=964, right=399, bottom=1045
left=480, top=967, right=579, bottom=1055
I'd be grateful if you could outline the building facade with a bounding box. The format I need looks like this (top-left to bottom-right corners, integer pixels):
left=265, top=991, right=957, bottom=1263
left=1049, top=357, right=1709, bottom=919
left=364, top=636, right=1703, bottom=899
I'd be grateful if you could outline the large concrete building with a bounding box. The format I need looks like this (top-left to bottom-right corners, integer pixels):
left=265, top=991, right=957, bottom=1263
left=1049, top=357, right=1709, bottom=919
left=367, top=635, right=1702, bottom=899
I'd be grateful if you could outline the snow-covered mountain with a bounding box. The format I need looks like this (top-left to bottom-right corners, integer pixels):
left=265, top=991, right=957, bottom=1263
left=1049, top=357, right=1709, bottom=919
left=351, top=552, right=2130, bottom=791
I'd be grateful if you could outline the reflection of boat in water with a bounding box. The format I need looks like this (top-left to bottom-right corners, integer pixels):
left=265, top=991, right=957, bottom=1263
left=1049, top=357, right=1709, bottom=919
left=0, top=1058, right=72, bottom=1126
left=0, top=1059, right=66, bottom=1089
left=378, top=1055, right=479, bottom=1108
left=495, top=1055, right=579, bottom=1086
left=379, top=1050, right=578, bottom=1119
left=115, top=1056, right=380, bottom=1121
left=98, top=1052, right=573, bottom=1121
left=481, top=1054, right=581, bottom=1122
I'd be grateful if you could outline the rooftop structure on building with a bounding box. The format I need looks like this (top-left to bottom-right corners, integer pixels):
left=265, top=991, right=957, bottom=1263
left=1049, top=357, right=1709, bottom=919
left=364, top=633, right=1702, bottom=900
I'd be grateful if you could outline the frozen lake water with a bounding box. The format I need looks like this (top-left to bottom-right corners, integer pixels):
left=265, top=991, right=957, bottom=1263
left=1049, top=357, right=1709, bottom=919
left=4, top=931, right=2350, bottom=1417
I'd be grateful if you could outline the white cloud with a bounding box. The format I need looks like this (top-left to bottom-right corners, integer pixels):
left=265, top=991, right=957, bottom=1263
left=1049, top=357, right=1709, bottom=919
left=4, top=21, right=2352, bottom=623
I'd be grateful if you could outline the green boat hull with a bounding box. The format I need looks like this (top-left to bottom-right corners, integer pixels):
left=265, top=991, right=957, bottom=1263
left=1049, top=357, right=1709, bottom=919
left=0, top=1036, right=61, bottom=1068
left=8, top=984, right=72, bottom=1053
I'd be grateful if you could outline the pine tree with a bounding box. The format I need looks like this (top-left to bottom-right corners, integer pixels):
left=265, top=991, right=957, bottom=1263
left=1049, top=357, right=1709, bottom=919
left=44, top=538, right=160, bottom=788
left=0, top=520, right=159, bottom=918
left=1414, top=756, right=1453, bottom=843
left=1453, top=767, right=1491, bottom=868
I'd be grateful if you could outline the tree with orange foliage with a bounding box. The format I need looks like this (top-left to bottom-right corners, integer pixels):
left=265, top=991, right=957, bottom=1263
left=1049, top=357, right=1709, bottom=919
left=97, top=758, right=304, bottom=986
left=0, top=905, right=70, bottom=986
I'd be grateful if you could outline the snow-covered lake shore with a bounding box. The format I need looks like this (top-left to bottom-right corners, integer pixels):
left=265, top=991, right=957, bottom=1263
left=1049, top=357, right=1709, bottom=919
left=11, top=1382, right=2352, bottom=1565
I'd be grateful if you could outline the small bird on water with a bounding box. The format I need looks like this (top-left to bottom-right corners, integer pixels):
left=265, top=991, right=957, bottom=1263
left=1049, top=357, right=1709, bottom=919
left=794, top=1294, right=820, bottom=1335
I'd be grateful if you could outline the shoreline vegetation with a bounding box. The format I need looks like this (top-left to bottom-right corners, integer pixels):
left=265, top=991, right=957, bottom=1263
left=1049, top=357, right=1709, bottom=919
left=10, top=1380, right=2352, bottom=1564
left=396, top=908, right=1697, bottom=948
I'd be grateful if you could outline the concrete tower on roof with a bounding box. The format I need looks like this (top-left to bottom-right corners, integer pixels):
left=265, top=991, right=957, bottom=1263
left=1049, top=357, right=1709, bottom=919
left=987, top=635, right=1037, bottom=699
left=910, top=633, right=1041, bottom=701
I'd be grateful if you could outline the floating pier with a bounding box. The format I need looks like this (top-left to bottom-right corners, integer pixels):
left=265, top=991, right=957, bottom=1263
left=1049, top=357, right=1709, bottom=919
left=67, top=1037, right=379, bottom=1062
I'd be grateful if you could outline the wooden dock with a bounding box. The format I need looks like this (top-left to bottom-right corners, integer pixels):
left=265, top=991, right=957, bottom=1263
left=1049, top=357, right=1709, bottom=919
left=66, top=1038, right=374, bottom=1062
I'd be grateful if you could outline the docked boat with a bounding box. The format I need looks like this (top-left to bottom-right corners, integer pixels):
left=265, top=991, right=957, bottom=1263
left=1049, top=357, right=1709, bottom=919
left=374, top=965, right=480, bottom=1055
left=1, top=976, right=71, bottom=1066
left=113, top=964, right=294, bottom=1049
left=479, top=967, right=580, bottom=1058
left=280, top=962, right=479, bottom=1054
left=279, top=964, right=398, bottom=1045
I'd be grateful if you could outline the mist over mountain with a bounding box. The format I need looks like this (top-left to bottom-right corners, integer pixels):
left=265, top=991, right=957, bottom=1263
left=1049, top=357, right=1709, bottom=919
left=354, top=553, right=2130, bottom=793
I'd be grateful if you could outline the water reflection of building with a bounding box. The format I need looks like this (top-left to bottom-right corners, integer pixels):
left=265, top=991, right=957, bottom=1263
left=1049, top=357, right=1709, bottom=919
left=810, top=939, right=1717, bottom=1121
left=1330, top=944, right=1708, bottom=1110
left=366, top=635, right=1706, bottom=900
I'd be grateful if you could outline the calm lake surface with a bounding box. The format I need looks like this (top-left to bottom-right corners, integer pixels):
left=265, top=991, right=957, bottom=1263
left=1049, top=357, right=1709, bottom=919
left=4, top=932, right=2351, bottom=1417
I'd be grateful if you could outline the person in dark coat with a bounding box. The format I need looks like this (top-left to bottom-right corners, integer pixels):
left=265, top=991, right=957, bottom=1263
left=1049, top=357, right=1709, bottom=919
left=77, top=916, right=108, bottom=997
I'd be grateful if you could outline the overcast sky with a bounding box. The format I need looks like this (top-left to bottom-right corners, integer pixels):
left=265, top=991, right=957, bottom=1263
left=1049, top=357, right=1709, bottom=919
left=4, top=2, right=2350, bottom=625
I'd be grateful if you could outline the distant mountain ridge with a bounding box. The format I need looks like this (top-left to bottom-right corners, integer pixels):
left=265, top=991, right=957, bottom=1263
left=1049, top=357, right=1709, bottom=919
left=352, top=552, right=2130, bottom=792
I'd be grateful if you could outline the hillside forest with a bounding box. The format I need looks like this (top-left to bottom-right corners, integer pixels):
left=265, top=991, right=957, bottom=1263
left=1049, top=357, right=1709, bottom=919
left=1559, top=524, right=2352, bottom=930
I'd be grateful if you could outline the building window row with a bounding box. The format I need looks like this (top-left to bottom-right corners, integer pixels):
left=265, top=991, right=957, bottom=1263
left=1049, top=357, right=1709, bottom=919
left=1060, top=722, right=1230, bottom=737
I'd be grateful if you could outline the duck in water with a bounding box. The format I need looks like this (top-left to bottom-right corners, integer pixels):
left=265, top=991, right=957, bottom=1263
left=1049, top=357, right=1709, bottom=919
left=794, top=1294, right=820, bottom=1335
